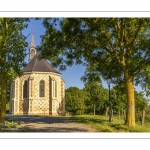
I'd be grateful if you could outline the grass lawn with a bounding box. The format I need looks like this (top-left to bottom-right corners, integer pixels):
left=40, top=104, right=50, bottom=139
left=69, top=114, right=150, bottom=132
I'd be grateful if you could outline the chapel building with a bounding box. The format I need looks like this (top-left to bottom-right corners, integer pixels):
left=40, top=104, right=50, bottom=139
left=9, top=33, right=65, bottom=116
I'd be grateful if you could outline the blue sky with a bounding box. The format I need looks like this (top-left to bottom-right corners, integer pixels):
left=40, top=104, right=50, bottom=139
left=23, top=18, right=143, bottom=92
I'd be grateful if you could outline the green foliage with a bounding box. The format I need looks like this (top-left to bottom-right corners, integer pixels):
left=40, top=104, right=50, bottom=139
left=65, top=86, right=87, bottom=114
left=84, top=81, right=108, bottom=114
left=110, top=84, right=127, bottom=113
left=38, top=18, right=150, bottom=126
left=65, top=83, right=109, bottom=115
left=39, top=18, right=150, bottom=82
left=0, top=18, right=30, bottom=121
left=0, top=18, right=30, bottom=76
left=110, top=84, right=149, bottom=113
left=135, top=91, right=149, bottom=112
left=65, top=84, right=149, bottom=116
left=0, top=18, right=30, bottom=84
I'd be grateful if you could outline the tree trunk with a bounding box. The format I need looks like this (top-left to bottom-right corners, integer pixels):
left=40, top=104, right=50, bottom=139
left=121, top=107, right=124, bottom=116
left=124, top=109, right=126, bottom=121
left=124, top=77, right=135, bottom=126
left=141, top=110, right=145, bottom=125
left=0, top=18, right=8, bottom=123
left=0, top=73, right=7, bottom=123
left=109, top=109, right=113, bottom=122
left=93, top=103, right=96, bottom=115
left=105, top=107, right=109, bottom=116
left=118, top=108, right=120, bottom=119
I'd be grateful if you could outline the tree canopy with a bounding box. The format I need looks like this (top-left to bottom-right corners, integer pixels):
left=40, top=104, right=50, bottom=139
left=65, top=86, right=87, bottom=115
left=0, top=18, right=30, bottom=122
left=38, top=18, right=150, bottom=126
left=83, top=81, right=108, bottom=115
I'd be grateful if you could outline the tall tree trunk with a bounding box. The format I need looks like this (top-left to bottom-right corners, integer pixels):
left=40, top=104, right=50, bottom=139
left=141, top=110, right=145, bottom=125
left=0, top=73, right=7, bottom=123
left=0, top=18, right=8, bottom=123
left=93, top=103, right=96, bottom=115
left=124, top=76, right=135, bottom=126
left=105, top=107, right=109, bottom=116
left=109, top=109, right=113, bottom=122
left=124, top=109, right=126, bottom=121
left=121, top=107, right=124, bottom=116
left=118, top=108, right=120, bottom=119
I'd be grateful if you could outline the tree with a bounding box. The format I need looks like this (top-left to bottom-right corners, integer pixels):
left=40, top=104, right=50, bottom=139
left=110, top=84, right=127, bottom=114
left=65, top=87, right=87, bottom=114
left=84, top=81, right=108, bottom=115
left=38, top=18, right=150, bottom=126
left=134, top=91, right=149, bottom=112
left=0, top=18, right=30, bottom=123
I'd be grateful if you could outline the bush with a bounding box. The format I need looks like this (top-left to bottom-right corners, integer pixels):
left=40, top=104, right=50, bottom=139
left=75, top=108, right=84, bottom=115
left=65, top=111, right=75, bottom=116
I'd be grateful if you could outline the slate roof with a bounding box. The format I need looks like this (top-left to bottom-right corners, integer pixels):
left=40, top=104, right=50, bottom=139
left=22, top=53, right=61, bottom=74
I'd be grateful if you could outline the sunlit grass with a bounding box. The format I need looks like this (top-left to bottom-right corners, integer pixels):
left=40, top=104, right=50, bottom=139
left=69, top=114, right=150, bottom=132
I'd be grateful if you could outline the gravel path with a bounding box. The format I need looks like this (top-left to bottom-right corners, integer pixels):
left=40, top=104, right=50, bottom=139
left=6, top=114, right=97, bottom=132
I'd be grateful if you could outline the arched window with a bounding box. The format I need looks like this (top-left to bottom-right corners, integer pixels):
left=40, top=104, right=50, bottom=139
left=39, top=80, right=45, bottom=97
left=23, top=81, right=28, bottom=98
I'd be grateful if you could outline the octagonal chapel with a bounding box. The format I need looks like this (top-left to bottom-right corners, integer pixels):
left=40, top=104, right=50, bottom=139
left=9, top=33, right=65, bottom=116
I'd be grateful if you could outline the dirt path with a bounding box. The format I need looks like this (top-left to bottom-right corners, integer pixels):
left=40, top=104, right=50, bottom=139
left=6, top=114, right=97, bottom=132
